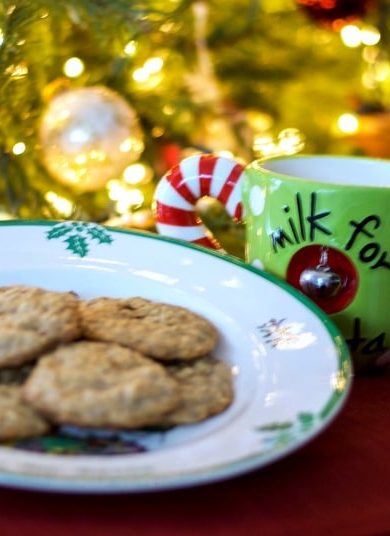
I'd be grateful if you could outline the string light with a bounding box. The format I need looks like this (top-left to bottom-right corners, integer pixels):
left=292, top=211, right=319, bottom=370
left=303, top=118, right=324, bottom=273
left=360, top=26, right=381, bottom=46
left=337, top=113, right=360, bottom=134
left=6, top=62, right=28, bottom=79
left=0, top=211, right=14, bottom=221
left=277, top=128, right=305, bottom=155
left=63, top=57, right=85, bottom=78
left=132, top=68, right=149, bottom=83
left=340, top=24, right=381, bottom=48
left=132, top=56, right=164, bottom=88
left=373, top=61, right=390, bottom=82
left=246, top=110, right=273, bottom=132
left=44, top=192, right=73, bottom=217
left=12, top=142, right=26, bottom=155
left=107, top=177, right=147, bottom=215
left=162, top=104, right=175, bottom=116
left=217, top=150, right=234, bottom=159
left=151, top=126, right=165, bottom=138
left=253, top=134, right=276, bottom=157
left=340, top=25, right=361, bottom=48
left=253, top=128, right=305, bottom=158
left=107, top=180, right=126, bottom=201
left=123, top=163, right=153, bottom=184
left=144, top=57, right=164, bottom=73
left=123, top=40, right=137, bottom=57
left=119, top=137, right=145, bottom=155
left=115, top=189, right=144, bottom=214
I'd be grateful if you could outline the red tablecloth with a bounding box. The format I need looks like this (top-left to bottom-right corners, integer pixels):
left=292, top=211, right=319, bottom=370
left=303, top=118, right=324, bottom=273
left=1, top=370, right=389, bottom=536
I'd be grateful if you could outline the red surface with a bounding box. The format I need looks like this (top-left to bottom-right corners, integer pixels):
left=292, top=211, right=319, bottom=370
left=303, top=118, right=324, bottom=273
left=1, top=370, right=390, bottom=536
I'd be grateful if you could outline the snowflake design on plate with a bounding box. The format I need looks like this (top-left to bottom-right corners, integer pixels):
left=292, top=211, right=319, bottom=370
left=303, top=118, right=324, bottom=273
left=46, top=221, right=114, bottom=257
left=258, top=318, right=317, bottom=350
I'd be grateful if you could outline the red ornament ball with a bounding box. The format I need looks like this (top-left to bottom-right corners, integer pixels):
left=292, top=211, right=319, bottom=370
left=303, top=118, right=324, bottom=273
left=296, top=0, right=373, bottom=27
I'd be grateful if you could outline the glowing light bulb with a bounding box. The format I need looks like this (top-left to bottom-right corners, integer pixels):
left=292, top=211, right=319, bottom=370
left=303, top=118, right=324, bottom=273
left=144, top=57, right=164, bottom=73
left=151, top=126, right=165, bottom=138
left=74, top=154, right=88, bottom=165
left=12, top=142, right=26, bottom=155
left=247, top=111, right=273, bottom=132
left=124, top=40, right=137, bottom=57
left=253, top=134, right=277, bottom=157
left=0, top=29, right=4, bottom=47
left=217, top=150, right=234, bottom=158
left=360, top=26, right=380, bottom=46
left=107, top=180, right=126, bottom=201
left=340, top=25, right=361, bottom=48
left=374, top=61, right=390, bottom=82
left=123, top=163, right=152, bottom=184
left=6, top=62, right=28, bottom=79
left=132, top=68, right=149, bottom=83
left=162, top=104, right=175, bottom=116
left=116, top=189, right=144, bottom=213
left=44, top=192, right=73, bottom=217
left=119, top=137, right=144, bottom=156
left=132, top=56, right=164, bottom=89
left=337, top=113, right=360, bottom=134
left=63, top=57, right=85, bottom=78
left=277, top=128, right=305, bottom=154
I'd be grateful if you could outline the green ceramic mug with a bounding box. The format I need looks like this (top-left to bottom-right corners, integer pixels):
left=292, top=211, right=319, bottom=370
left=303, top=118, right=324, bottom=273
left=154, top=153, right=390, bottom=372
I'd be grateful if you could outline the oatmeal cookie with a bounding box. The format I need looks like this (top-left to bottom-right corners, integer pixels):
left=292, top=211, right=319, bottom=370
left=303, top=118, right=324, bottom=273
left=0, top=385, right=50, bottom=440
left=0, top=285, right=82, bottom=366
left=23, top=341, right=180, bottom=428
left=160, top=356, right=234, bottom=425
left=0, top=326, right=52, bottom=368
left=80, top=297, right=218, bottom=360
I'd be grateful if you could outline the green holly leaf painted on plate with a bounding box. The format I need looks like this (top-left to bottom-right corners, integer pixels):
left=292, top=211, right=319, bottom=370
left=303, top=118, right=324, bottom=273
left=256, top=421, right=293, bottom=432
left=64, top=234, right=89, bottom=257
left=273, top=430, right=295, bottom=449
left=39, top=436, right=86, bottom=454
left=86, top=226, right=114, bottom=245
left=46, top=224, right=73, bottom=240
left=297, top=412, right=315, bottom=432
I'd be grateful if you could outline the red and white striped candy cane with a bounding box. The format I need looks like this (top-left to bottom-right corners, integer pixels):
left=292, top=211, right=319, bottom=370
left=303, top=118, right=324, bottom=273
left=154, top=154, right=245, bottom=250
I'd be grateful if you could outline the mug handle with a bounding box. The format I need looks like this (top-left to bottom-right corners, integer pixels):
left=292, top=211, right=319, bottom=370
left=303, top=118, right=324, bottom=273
left=154, top=153, right=246, bottom=250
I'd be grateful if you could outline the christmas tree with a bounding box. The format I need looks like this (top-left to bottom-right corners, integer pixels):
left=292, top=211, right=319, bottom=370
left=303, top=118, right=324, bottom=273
left=0, top=0, right=389, bottom=254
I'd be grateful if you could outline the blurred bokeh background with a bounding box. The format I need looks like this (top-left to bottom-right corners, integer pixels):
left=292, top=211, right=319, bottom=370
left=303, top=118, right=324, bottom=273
left=1, top=0, right=389, bottom=253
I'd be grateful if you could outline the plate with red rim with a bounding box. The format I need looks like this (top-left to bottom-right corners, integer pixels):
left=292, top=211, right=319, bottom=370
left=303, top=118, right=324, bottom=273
left=0, top=220, right=352, bottom=493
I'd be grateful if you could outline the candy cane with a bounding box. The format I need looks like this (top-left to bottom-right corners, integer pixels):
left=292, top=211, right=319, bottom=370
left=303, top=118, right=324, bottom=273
left=154, top=154, right=245, bottom=250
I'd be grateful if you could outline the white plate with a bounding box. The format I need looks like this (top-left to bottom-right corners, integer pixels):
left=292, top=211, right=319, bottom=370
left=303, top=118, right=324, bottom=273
left=0, top=220, right=352, bottom=493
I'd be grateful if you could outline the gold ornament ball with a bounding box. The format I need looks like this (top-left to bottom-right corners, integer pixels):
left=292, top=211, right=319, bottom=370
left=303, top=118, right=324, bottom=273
left=39, top=86, right=145, bottom=193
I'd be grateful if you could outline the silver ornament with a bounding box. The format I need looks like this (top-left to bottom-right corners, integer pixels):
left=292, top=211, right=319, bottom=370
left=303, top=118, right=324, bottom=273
left=299, top=247, right=343, bottom=300
left=39, top=86, right=144, bottom=193
left=299, top=266, right=343, bottom=299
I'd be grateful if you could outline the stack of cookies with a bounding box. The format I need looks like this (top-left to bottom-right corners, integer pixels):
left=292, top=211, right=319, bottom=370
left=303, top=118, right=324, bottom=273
left=0, top=285, right=233, bottom=441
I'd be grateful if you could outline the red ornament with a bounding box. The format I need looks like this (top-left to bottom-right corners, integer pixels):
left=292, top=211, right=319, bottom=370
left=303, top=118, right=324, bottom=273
left=296, top=0, right=373, bottom=27
left=286, top=245, right=358, bottom=314
left=159, top=142, right=183, bottom=170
